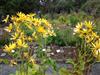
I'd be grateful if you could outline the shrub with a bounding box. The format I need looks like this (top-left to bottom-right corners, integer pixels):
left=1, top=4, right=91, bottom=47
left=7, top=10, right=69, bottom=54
left=46, top=26, right=78, bottom=46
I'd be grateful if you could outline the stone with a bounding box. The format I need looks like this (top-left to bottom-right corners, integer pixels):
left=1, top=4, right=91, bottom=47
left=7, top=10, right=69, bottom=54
left=92, top=62, right=100, bottom=75
left=0, top=53, right=6, bottom=57
left=0, top=28, right=9, bottom=40
left=0, top=28, right=3, bottom=35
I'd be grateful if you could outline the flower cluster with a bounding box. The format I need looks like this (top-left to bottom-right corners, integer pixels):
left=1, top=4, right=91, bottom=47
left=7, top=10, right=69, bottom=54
left=92, top=39, right=100, bottom=60
left=3, top=12, right=55, bottom=53
left=74, top=21, right=100, bottom=61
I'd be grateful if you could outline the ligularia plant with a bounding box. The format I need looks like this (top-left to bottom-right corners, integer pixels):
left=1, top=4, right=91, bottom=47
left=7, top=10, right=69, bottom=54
left=4, top=12, right=55, bottom=52
left=74, top=21, right=100, bottom=61
left=3, top=12, right=56, bottom=75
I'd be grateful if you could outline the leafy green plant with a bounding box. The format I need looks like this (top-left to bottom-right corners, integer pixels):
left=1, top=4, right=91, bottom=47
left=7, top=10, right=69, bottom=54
left=58, top=15, right=67, bottom=24
left=46, top=26, right=78, bottom=46
left=67, top=15, right=79, bottom=26
left=46, top=30, right=66, bottom=46
left=59, top=67, right=71, bottom=75
left=58, top=48, right=93, bottom=75
left=60, top=28, right=77, bottom=46
left=66, top=51, right=86, bottom=75
left=10, top=65, right=40, bottom=75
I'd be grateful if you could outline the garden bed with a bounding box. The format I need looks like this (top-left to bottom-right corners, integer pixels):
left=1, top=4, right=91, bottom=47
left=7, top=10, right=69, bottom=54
left=0, top=45, right=77, bottom=63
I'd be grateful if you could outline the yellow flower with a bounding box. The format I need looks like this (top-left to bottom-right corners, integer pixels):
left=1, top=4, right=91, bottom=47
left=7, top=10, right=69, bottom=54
left=16, top=39, right=23, bottom=47
left=15, top=12, right=28, bottom=22
left=4, top=43, right=16, bottom=52
left=4, top=24, right=13, bottom=32
left=79, top=33, right=85, bottom=38
left=74, top=23, right=82, bottom=33
left=93, top=49, right=100, bottom=57
left=92, top=39, right=100, bottom=60
left=92, top=32, right=99, bottom=39
left=17, top=12, right=26, bottom=18
left=3, top=15, right=9, bottom=23
left=74, top=21, right=94, bottom=38
left=41, top=18, right=50, bottom=27
left=85, top=35, right=93, bottom=43
left=85, top=31, right=99, bottom=43
left=29, top=57, right=36, bottom=65
left=48, top=30, right=56, bottom=36
left=26, top=13, right=36, bottom=21
left=92, top=39, right=100, bottom=51
left=37, top=26, right=46, bottom=33
left=10, top=60, right=17, bottom=67
left=23, top=52, right=29, bottom=58
left=27, top=36, right=33, bottom=41
left=84, top=21, right=93, bottom=29
left=33, top=18, right=40, bottom=26
left=92, top=49, right=100, bottom=61
left=81, top=28, right=88, bottom=34
left=27, top=13, right=36, bottom=17
left=32, top=32, right=37, bottom=40
left=11, top=32, right=19, bottom=40
left=19, top=32, right=26, bottom=41
left=16, top=39, right=28, bottom=48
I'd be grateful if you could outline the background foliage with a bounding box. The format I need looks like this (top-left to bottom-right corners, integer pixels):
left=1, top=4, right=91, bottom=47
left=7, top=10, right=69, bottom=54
left=0, top=0, right=100, bottom=16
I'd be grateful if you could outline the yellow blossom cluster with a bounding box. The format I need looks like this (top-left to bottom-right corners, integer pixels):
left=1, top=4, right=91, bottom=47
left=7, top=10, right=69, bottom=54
left=74, top=21, right=99, bottom=43
left=3, top=12, right=55, bottom=53
left=74, top=21, right=100, bottom=61
left=92, top=39, right=100, bottom=60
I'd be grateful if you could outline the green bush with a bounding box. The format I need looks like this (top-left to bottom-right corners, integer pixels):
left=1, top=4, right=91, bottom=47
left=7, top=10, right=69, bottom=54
left=45, top=12, right=94, bottom=27
left=46, top=35, right=66, bottom=46
left=46, top=27, right=78, bottom=46
left=66, top=12, right=94, bottom=27
left=45, top=12, right=95, bottom=46
left=58, top=15, right=67, bottom=24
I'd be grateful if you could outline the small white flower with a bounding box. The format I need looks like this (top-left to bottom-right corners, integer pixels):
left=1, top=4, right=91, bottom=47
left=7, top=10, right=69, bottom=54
left=56, top=49, right=60, bottom=53
left=42, top=49, right=46, bottom=51
left=12, top=50, right=15, bottom=53
left=73, top=28, right=77, bottom=32
left=50, top=52, right=54, bottom=55
left=73, top=32, right=76, bottom=35
left=0, top=53, right=6, bottom=57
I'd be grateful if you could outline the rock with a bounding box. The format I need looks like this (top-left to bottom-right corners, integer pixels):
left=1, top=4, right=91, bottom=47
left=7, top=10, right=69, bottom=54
left=0, top=28, right=9, bottom=40
left=0, top=64, right=16, bottom=75
left=92, top=62, right=100, bottom=75
left=0, top=53, right=6, bottom=57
